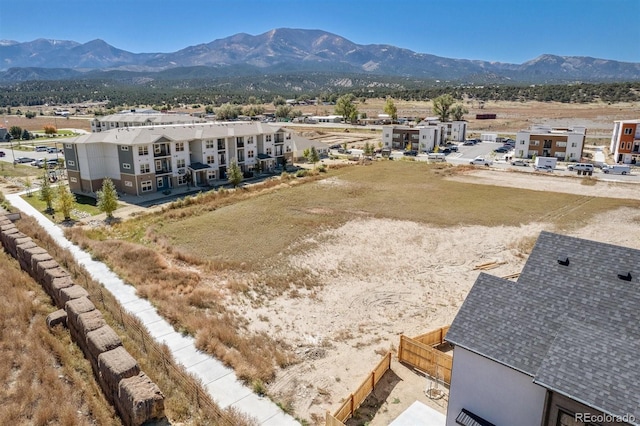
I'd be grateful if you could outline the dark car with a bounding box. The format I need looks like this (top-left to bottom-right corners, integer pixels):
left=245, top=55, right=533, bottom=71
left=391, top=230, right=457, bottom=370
left=449, top=145, right=459, bottom=152
left=440, top=148, right=451, bottom=154
left=494, top=147, right=509, bottom=153
left=403, top=150, right=418, bottom=156
left=329, top=144, right=342, bottom=150
left=463, top=140, right=476, bottom=146
left=14, top=157, right=34, bottom=164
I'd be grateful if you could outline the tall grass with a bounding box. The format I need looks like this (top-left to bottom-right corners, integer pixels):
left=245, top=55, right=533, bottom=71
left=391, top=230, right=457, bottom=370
left=16, top=215, right=252, bottom=426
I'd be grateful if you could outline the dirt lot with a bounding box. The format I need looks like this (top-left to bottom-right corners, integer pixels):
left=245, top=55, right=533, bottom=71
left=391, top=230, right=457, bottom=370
left=6, top=100, right=640, bottom=424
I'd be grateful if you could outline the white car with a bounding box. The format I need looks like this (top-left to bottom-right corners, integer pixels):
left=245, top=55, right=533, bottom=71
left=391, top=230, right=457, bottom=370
left=510, top=159, right=529, bottom=167
left=470, top=157, right=492, bottom=166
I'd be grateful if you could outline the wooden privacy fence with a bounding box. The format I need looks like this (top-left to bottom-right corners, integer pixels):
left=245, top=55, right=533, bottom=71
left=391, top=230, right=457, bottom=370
left=398, top=326, right=452, bottom=385
left=326, top=351, right=392, bottom=426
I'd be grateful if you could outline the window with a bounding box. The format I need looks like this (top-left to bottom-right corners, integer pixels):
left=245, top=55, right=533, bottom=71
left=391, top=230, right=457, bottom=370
left=217, top=138, right=225, bottom=150
left=206, top=140, right=214, bottom=149
left=120, top=146, right=129, bottom=151
left=177, top=175, right=187, bottom=185
left=422, top=135, right=426, bottom=139
left=141, top=180, right=152, bottom=192
left=237, top=150, right=244, bottom=162
left=236, top=137, right=244, bottom=147
left=154, top=145, right=162, bottom=154
left=123, top=163, right=131, bottom=170
left=571, top=142, right=577, bottom=147
left=124, top=181, right=133, bottom=187
left=266, top=135, right=272, bottom=142
left=624, top=128, right=633, bottom=135
left=556, top=141, right=567, bottom=147
left=543, top=140, right=552, bottom=149
left=247, top=136, right=254, bottom=144
left=206, top=155, right=215, bottom=165
left=247, top=150, right=255, bottom=158
left=177, top=159, right=186, bottom=168
left=156, top=177, right=164, bottom=188
left=530, top=140, right=540, bottom=146
left=218, top=154, right=226, bottom=165
left=266, top=148, right=272, bottom=156
left=65, top=143, right=72, bottom=149
left=385, top=133, right=390, bottom=138
left=140, top=163, right=150, bottom=173
left=207, top=171, right=216, bottom=180
left=138, top=146, right=149, bottom=156
left=175, top=142, right=185, bottom=152
left=70, top=177, right=77, bottom=183
left=67, top=160, right=75, bottom=167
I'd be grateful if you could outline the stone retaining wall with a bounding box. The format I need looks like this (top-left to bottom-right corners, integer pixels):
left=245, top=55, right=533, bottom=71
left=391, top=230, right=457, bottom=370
left=0, top=215, right=165, bottom=426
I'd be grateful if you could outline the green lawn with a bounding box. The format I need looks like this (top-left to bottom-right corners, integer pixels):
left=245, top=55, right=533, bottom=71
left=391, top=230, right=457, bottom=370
left=21, top=190, right=102, bottom=220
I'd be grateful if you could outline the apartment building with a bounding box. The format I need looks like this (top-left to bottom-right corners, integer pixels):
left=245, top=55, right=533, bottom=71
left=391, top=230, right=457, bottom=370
left=610, top=119, right=640, bottom=164
left=446, top=232, right=640, bottom=426
left=90, top=110, right=207, bottom=132
left=65, top=122, right=292, bottom=196
left=382, top=120, right=466, bottom=152
left=515, top=124, right=586, bottom=160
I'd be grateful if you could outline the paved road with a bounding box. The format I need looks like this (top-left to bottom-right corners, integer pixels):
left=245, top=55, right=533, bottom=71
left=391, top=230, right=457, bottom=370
left=5, top=192, right=299, bottom=426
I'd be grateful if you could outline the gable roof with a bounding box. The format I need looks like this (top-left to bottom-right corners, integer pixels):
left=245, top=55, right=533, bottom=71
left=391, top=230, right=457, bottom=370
left=446, top=231, right=640, bottom=421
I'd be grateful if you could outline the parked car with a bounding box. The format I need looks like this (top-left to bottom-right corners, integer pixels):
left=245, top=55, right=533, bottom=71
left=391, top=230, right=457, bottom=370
left=463, top=140, right=477, bottom=146
left=449, top=145, right=459, bottom=152
left=14, top=157, right=34, bottom=164
left=534, top=165, right=554, bottom=172
left=35, top=146, right=48, bottom=152
left=47, top=147, right=62, bottom=154
left=440, top=148, right=451, bottom=154
left=567, top=163, right=594, bottom=172
left=403, top=150, right=418, bottom=157
left=46, top=160, right=59, bottom=169
left=504, top=139, right=516, bottom=146
left=603, top=164, right=631, bottom=175
left=510, top=159, right=529, bottom=167
left=329, top=144, right=342, bottom=150
left=31, top=159, right=45, bottom=167
left=470, top=157, right=492, bottom=166
left=494, top=147, right=509, bottom=153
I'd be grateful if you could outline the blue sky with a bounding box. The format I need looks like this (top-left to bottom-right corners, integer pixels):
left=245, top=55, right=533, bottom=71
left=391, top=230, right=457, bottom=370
left=1, top=0, right=638, bottom=63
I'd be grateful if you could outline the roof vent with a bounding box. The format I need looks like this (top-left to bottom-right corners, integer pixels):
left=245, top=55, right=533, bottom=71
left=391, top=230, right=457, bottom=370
left=557, top=256, right=570, bottom=266
left=618, top=272, right=632, bottom=281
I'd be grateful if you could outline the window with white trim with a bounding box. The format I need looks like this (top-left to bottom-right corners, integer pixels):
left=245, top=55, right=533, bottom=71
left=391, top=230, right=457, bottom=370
left=206, top=155, right=215, bottom=164
left=206, top=139, right=214, bottom=149
left=266, top=148, right=272, bottom=156
left=124, top=181, right=133, bottom=187
left=177, top=175, right=187, bottom=185
left=177, top=158, right=186, bottom=168
left=123, top=163, right=131, bottom=169
left=266, top=135, right=272, bottom=142
left=141, top=180, right=152, bottom=192
left=156, top=177, right=163, bottom=188
left=140, top=163, right=150, bottom=174
left=556, top=141, right=567, bottom=147
left=138, top=146, right=149, bottom=156
left=248, top=150, right=254, bottom=158
left=207, top=170, right=216, bottom=180
left=65, top=143, right=72, bottom=149
left=624, top=128, right=633, bottom=135
left=67, top=160, right=75, bottom=167
left=120, top=146, right=129, bottom=151
left=70, top=177, right=77, bottom=183
left=175, top=142, right=185, bottom=152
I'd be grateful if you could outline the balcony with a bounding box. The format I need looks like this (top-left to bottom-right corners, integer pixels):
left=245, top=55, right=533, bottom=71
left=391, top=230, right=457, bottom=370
left=153, top=146, right=170, bottom=157
left=155, top=166, right=172, bottom=175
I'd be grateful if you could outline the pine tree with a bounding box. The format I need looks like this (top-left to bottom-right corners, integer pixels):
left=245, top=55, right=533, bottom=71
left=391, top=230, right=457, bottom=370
left=39, top=171, right=55, bottom=213
left=227, top=159, right=243, bottom=188
left=56, top=185, right=76, bottom=221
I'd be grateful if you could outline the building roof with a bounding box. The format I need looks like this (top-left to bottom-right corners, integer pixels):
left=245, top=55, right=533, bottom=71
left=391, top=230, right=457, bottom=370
left=72, top=122, right=289, bottom=146
left=96, top=112, right=206, bottom=125
left=446, top=231, right=640, bottom=421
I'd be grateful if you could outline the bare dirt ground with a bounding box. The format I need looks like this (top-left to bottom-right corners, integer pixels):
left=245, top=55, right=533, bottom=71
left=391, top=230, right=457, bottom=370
left=6, top=100, right=639, bottom=424
left=249, top=171, right=640, bottom=424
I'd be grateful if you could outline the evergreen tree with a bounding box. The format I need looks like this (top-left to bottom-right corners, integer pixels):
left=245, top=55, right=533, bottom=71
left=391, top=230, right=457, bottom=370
left=56, top=185, right=76, bottom=221
left=227, top=159, right=243, bottom=188
left=39, top=171, right=55, bottom=213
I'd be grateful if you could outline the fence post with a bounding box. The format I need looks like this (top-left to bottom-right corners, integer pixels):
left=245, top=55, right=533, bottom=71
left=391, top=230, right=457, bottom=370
left=350, top=393, right=354, bottom=418
left=398, top=335, right=404, bottom=361
left=371, top=371, right=375, bottom=391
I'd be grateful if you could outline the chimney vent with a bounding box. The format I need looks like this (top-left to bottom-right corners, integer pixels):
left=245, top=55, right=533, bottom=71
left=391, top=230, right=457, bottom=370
left=557, top=256, right=570, bottom=266
left=618, top=272, right=632, bottom=281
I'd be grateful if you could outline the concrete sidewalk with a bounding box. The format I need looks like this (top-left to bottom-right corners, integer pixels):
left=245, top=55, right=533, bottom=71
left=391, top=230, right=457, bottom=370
left=5, top=192, right=298, bottom=426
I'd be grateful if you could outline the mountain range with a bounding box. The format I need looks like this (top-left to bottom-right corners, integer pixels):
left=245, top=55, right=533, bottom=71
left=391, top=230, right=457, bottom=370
left=1, top=28, right=639, bottom=84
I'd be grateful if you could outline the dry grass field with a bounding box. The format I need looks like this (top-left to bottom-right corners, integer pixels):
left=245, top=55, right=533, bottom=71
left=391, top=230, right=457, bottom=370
left=10, top=99, right=640, bottom=423
left=9, top=215, right=254, bottom=426
left=65, top=159, right=640, bottom=423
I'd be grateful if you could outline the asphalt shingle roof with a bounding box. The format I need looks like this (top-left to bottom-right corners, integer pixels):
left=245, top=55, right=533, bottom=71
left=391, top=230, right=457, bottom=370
left=446, top=231, right=640, bottom=421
